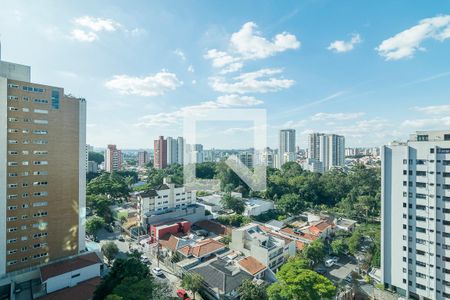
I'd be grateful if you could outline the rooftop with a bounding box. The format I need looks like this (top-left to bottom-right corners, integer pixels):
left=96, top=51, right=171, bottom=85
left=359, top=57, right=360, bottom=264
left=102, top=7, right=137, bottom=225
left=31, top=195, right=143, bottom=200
left=40, top=252, right=101, bottom=282
left=38, top=277, right=100, bottom=300
left=238, top=256, right=267, bottom=275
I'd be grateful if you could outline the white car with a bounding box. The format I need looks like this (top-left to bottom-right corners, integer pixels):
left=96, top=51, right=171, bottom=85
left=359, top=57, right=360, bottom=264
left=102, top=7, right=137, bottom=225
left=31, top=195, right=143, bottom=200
left=152, top=267, right=163, bottom=276
left=325, top=259, right=335, bottom=267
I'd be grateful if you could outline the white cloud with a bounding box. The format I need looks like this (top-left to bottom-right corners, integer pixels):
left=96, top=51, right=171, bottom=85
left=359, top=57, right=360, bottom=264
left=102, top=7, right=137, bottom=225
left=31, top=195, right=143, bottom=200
left=136, top=94, right=263, bottom=127
left=74, top=16, right=122, bottom=32
left=282, top=120, right=307, bottom=128
left=174, top=49, right=186, bottom=61
left=204, top=49, right=243, bottom=74
left=204, top=22, right=300, bottom=73
left=311, top=112, right=365, bottom=121
left=191, top=79, right=197, bottom=85
left=70, top=29, right=98, bottom=42
left=328, top=34, right=362, bottom=53
left=411, top=104, right=450, bottom=115
left=188, top=65, right=195, bottom=73
left=231, top=22, right=300, bottom=59
left=376, top=14, right=450, bottom=60
left=210, top=68, right=294, bottom=94
left=401, top=116, right=450, bottom=128
left=105, top=70, right=183, bottom=97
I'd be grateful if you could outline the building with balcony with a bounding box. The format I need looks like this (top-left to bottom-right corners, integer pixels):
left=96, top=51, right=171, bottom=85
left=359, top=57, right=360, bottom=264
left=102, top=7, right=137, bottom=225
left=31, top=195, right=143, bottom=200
left=382, top=130, right=450, bottom=299
left=229, top=223, right=295, bottom=272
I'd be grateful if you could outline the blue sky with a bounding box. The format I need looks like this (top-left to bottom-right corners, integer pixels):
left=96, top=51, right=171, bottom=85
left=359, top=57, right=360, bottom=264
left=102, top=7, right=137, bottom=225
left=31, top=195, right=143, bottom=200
left=1, top=0, right=449, bottom=149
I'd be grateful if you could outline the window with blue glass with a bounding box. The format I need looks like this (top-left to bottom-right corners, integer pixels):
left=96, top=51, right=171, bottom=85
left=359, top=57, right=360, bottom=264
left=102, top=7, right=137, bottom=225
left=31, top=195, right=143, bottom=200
left=51, top=89, right=60, bottom=109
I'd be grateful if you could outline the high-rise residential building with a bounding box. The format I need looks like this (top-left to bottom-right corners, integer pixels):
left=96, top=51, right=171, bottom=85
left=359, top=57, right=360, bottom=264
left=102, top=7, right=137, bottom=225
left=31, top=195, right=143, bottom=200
left=279, top=129, right=296, bottom=166
left=238, top=151, right=254, bottom=168
left=0, top=54, right=86, bottom=277
left=185, top=143, right=204, bottom=164
left=154, top=136, right=167, bottom=169
left=177, top=136, right=184, bottom=165
left=381, top=130, right=450, bottom=300
left=105, top=144, right=122, bottom=172
left=85, top=144, right=93, bottom=173
left=308, top=133, right=345, bottom=172
left=137, top=150, right=150, bottom=167
left=166, top=137, right=178, bottom=165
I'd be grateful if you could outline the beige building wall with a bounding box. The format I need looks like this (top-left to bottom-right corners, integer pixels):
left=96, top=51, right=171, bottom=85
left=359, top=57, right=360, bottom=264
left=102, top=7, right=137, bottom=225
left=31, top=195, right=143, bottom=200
left=2, top=79, right=85, bottom=274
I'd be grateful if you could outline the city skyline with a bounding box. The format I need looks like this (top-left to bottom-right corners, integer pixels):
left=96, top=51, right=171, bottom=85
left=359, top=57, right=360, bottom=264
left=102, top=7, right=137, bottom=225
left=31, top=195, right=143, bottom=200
left=0, top=1, right=449, bottom=149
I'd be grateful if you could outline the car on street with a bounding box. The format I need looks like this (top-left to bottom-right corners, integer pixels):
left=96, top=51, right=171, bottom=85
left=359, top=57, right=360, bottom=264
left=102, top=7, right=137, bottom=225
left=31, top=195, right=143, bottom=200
left=325, top=259, right=335, bottom=267
left=315, top=268, right=327, bottom=275
left=176, top=289, right=191, bottom=300
left=344, top=274, right=353, bottom=283
left=118, top=235, right=125, bottom=242
left=140, top=256, right=150, bottom=264
left=152, top=267, right=163, bottom=276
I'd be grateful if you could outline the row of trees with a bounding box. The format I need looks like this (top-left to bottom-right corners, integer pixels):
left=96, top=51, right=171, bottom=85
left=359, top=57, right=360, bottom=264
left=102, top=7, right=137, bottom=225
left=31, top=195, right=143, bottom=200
left=142, top=161, right=381, bottom=223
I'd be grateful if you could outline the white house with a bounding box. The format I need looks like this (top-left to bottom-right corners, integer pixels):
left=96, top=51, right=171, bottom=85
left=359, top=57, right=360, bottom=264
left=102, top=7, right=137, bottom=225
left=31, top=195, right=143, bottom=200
left=40, top=252, right=102, bottom=294
left=243, top=198, right=274, bottom=217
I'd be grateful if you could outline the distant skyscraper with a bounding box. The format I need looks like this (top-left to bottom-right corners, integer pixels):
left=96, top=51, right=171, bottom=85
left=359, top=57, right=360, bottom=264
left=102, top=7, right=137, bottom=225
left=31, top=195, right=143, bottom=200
left=154, top=136, right=167, bottom=169
left=308, top=133, right=345, bottom=172
left=137, top=150, right=150, bottom=167
left=0, top=53, right=86, bottom=276
left=166, top=137, right=178, bottom=165
left=382, top=130, right=450, bottom=300
left=279, top=129, right=296, bottom=166
left=185, top=143, right=204, bottom=164
left=105, top=144, right=122, bottom=172
left=177, top=136, right=184, bottom=165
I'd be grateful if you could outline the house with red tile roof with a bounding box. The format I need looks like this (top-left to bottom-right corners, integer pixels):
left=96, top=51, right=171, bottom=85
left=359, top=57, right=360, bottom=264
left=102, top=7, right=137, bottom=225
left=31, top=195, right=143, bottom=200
left=238, top=256, right=267, bottom=279
left=178, top=239, right=226, bottom=260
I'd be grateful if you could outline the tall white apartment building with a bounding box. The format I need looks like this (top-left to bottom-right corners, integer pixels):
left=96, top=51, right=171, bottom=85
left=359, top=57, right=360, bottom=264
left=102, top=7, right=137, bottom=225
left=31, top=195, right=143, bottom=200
left=177, top=136, right=184, bottom=165
left=238, top=151, right=254, bottom=168
left=308, top=133, right=345, bottom=172
left=137, top=178, right=196, bottom=225
left=382, top=130, right=450, bottom=300
left=279, top=129, right=296, bottom=167
left=166, top=136, right=184, bottom=165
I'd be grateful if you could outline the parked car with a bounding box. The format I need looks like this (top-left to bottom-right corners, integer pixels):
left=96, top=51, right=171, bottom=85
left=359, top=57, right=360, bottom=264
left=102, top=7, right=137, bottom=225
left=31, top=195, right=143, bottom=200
left=140, top=256, right=150, bottom=264
left=176, top=289, right=191, bottom=300
left=315, top=268, right=327, bottom=275
left=344, top=274, right=353, bottom=283
left=152, top=267, right=163, bottom=276
left=118, top=235, right=125, bottom=242
left=325, top=259, right=335, bottom=267
left=93, top=236, right=100, bottom=243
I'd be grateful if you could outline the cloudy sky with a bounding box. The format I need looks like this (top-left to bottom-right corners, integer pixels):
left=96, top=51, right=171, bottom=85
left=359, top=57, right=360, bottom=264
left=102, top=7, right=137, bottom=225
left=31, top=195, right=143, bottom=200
left=1, top=0, right=449, bottom=149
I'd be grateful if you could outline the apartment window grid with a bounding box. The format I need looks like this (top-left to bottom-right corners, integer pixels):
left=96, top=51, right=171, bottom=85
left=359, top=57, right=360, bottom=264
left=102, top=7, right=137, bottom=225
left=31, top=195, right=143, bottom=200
left=6, top=88, right=51, bottom=268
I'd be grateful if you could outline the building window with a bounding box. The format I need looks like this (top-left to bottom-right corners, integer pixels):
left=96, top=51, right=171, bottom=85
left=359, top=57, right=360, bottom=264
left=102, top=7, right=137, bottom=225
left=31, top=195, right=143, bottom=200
left=51, top=89, right=60, bottom=109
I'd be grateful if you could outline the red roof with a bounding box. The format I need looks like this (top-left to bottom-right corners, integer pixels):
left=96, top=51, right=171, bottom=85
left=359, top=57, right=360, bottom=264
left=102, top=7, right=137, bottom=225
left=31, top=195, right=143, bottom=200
left=178, top=239, right=225, bottom=258
left=280, top=227, right=319, bottom=242
left=238, top=256, right=267, bottom=275
left=159, top=234, right=181, bottom=251
left=40, top=252, right=101, bottom=282
left=38, top=277, right=100, bottom=300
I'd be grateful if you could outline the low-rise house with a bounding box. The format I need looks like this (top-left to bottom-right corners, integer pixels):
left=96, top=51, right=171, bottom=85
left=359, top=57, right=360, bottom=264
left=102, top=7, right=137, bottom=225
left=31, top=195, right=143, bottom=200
left=334, top=217, right=357, bottom=232
left=243, top=198, right=274, bottom=217
left=194, top=220, right=232, bottom=237
left=229, top=223, right=296, bottom=272
left=178, top=239, right=226, bottom=260
left=39, top=252, right=102, bottom=296
left=191, top=257, right=252, bottom=300
left=237, top=256, right=267, bottom=280
left=264, top=220, right=285, bottom=231
left=279, top=227, right=319, bottom=244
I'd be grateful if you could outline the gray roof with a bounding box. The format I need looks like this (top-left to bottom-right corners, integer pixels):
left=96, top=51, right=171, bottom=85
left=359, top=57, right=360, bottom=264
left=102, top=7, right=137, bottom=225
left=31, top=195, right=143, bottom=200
left=266, top=219, right=285, bottom=229
left=192, top=258, right=252, bottom=294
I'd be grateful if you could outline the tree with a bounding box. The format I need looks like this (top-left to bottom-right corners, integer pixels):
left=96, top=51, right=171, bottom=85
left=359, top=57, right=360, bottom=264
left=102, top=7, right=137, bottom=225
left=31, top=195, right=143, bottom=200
left=111, top=276, right=172, bottom=300
left=182, top=273, right=203, bottom=300
left=220, top=193, right=246, bottom=214
left=87, top=194, right=113, bottom=223
left=87, top=173, right=130, bottom=199
left=86, top=216, right=105, bottom=237
left=94, top=257, right=151, bottom=300
left=267, top=258, right=336, bottom=300
left=170, top=252, right=182, bottom=263
left=89, top=151, right=104, bottom=164
left=238, top=279, right=268, bottom=300
left=102, top=242, right=119, bottom=265
left=331, top=239, right=348, bottom=256
left=276, top=193, right=305, bottom=215
left=302, top=239, right=325, bottom=265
